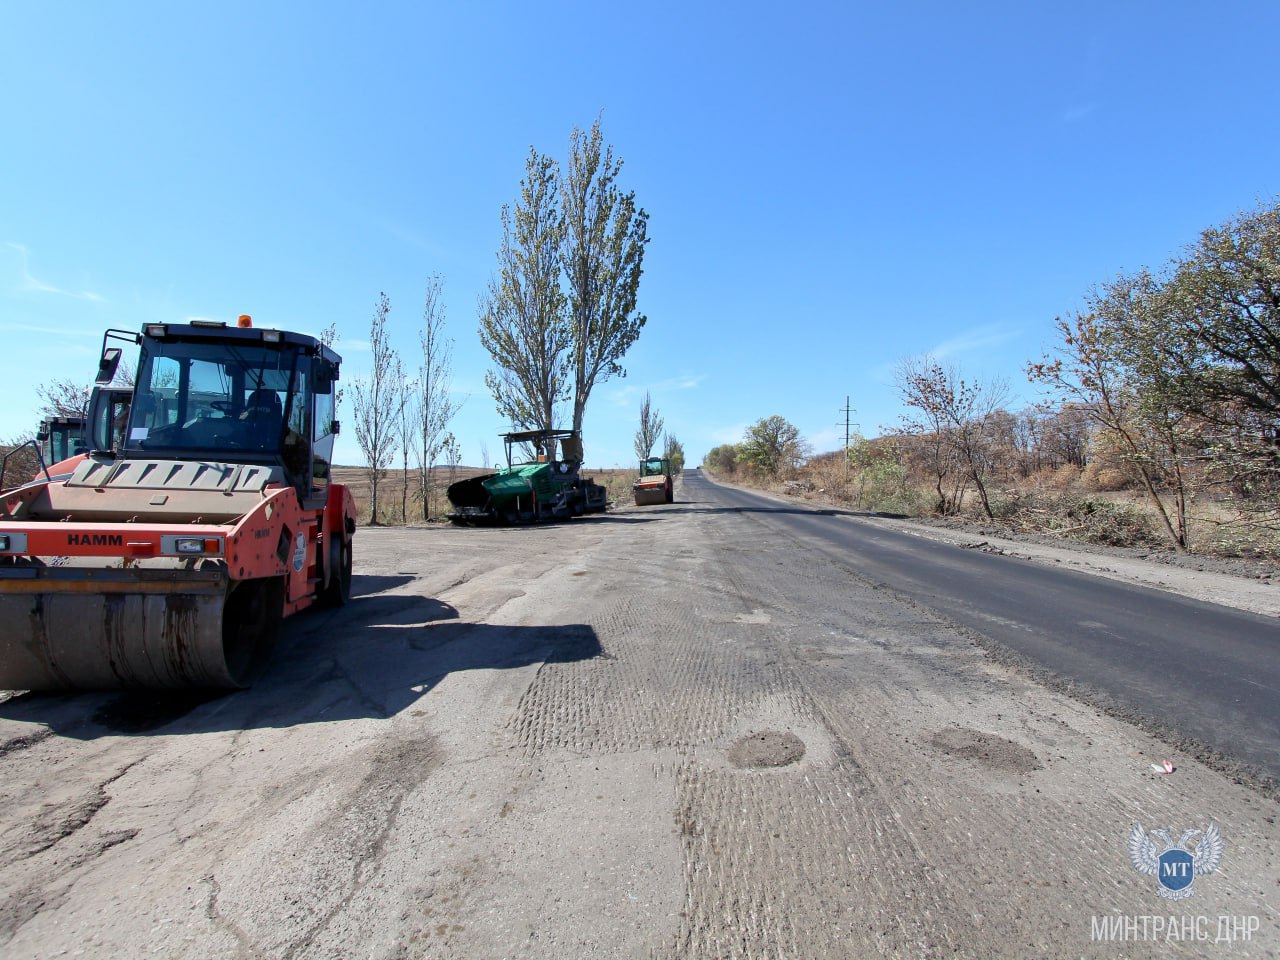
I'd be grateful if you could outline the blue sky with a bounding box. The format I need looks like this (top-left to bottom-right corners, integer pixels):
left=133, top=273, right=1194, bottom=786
left=3, top=2, right=1277, bottom=469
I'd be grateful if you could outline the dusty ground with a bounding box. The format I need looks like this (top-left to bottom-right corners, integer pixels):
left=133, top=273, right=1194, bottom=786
left=0, top=474, right=1276, bottom=958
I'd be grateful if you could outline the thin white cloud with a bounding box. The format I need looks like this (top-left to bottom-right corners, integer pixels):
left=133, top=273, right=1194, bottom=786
left=0, top=321, right=100, bottom=337
left=381, top=219, right=450, bottom=259
left=709, top=422, right=748, bottom=446
left=7, top=242, right=105, bottom=302
left=928, top=325, right=1020, bottom=359
left=1063, top=103, right=1097, bottom=123
left=611, top=373, right=706, bottom=406
left=807, top=426, right=844, bottom=453
left=867, top=359, right=899, bottom=384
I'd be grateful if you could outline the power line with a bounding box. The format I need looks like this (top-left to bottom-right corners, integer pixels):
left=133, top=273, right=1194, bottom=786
left=836, top=396, right=858, bottom=462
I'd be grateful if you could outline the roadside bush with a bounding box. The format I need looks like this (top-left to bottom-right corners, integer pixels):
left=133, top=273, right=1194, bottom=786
left=855, top=456, right=922, bottom=516
left=975, top=489, right=1161, bottom=548
left=1043, top=464, right=1082, bottom=492
left=1056, top=495, right=1159, bottom=547
left=0, top=438, right=39, bottom=489
left=1082, top=460, right=1131, bottom=492
left=987, top=490, right=1033, bottom=522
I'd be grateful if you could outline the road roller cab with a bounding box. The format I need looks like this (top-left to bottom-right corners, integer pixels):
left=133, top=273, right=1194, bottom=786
left=632, top=457, right=673, bottom=506
left=0, top=317, right=357, bottom=690
left=36, top=415, right=88, bottom=470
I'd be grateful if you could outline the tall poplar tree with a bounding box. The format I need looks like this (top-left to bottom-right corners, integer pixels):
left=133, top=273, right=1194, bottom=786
left=478, top=148, right=571, bottom=434
left=563, top=118, right=650, bottom=439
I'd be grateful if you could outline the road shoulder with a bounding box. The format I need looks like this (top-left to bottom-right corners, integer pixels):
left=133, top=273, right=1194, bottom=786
left=697, top=472, right=1280, bottom=619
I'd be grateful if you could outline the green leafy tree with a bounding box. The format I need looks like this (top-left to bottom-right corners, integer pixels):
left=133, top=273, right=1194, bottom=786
left=1137, top=202, right=1280, bottom=492
left=739, top=416, right=806, bottom=477
left=1156, top=202, right=1280, bottom=418
left=663, top=432, right=685, bottom=474
left=479, top=149, right=571, bottom=434
left=1029, top=278, right=1196, bottom=550
left=564, top=118, right=650, bottom=443
left=703, top=444, right=738, bottom=474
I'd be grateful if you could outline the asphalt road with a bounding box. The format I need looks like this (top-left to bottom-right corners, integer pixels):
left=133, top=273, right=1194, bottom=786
left=688, top=470, right=1280, bottom=781
left=0, top=478, right=1276, bottom=958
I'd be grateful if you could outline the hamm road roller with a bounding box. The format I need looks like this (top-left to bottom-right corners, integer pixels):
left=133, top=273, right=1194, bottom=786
left=632, top=457, right=673, bottom=506
left=0, top=316, right=356, bottom=690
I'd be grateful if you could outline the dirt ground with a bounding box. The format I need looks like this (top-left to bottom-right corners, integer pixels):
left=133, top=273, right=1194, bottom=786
left=0, top=473, right=1276, bottom=958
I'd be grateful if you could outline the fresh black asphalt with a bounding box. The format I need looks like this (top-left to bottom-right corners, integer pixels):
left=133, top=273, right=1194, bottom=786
left=685, top=471, right=1280, bottom=782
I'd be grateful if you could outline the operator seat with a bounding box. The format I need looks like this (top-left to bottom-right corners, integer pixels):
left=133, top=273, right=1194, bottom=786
left=241, top=388, right=283, bottom=448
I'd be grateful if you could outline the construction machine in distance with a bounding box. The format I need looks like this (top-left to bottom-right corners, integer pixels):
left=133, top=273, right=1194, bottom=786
left=447, top=428, right=608, bottom=525
left=0, top=316, right=356, bottom=691
left=36, top=415, right=87, bottom=468
left=633, top=457, right=673, bottom=506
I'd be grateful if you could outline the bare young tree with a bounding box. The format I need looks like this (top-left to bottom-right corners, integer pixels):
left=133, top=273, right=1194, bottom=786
left=35, top=359, right=136, bottom=421
left=350, top=292, right=400, bottom=525
left=479, top=149, right=572, bottom=434
left=393, top=356, right=417, bottom=524
left=443, top=431, right=462, bottom=489
left=414, top=275, right=462, bottom=520
left=633, top=390, right=664, bottom=460
left=319, top=322, right=345, bottom=411
left=897, top=356, right=1009, bottom=519
left=36, top=380, right=93, bottom=419
left=563, top=118, right=650, bottom=443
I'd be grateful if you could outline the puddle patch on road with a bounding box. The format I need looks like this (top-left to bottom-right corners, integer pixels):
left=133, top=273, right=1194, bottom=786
left=927, top=726, right=1042, bottom=774
left=728, top=730, right=805, bottom=768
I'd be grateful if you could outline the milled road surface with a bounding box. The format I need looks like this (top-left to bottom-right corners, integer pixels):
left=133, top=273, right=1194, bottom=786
left=691, top=471, right=1280, bottom=781
left=0, top=474, right=1276, bottom=958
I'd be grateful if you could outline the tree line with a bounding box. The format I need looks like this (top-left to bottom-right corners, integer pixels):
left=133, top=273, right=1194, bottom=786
left=349, top=117, right=649, bottom=522
left=344, top=275, right=463, bottom=525
left=3, top=118, right=651, bottom=524
left=705, top=200, right=1279, bottom=553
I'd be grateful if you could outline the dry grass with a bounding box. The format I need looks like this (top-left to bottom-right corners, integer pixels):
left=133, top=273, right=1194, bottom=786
left=711, top=463, right=1280, bottom=562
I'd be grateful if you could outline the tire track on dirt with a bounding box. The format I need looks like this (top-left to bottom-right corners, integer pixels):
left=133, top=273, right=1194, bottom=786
left=500, top=502, right=969, bottom=959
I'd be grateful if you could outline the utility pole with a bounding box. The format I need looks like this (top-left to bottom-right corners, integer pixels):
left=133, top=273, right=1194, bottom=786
left=836, top=396, right=857, bottom=472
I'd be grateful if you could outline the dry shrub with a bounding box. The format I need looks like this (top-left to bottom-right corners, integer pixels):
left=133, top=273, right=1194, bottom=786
left=981, top=489, right=1160, bottom=548
left=803, top=458, right=854, bottom=502
left=1057, top=495, right=1159, bottom=547
left=0, top=439, right=40, bottom=489
left=1082, top=460, right=1130, bottom=492
left=1045, top=463, right=1082, bottom=492
left=1189, top=502, right=1280, bottom=562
